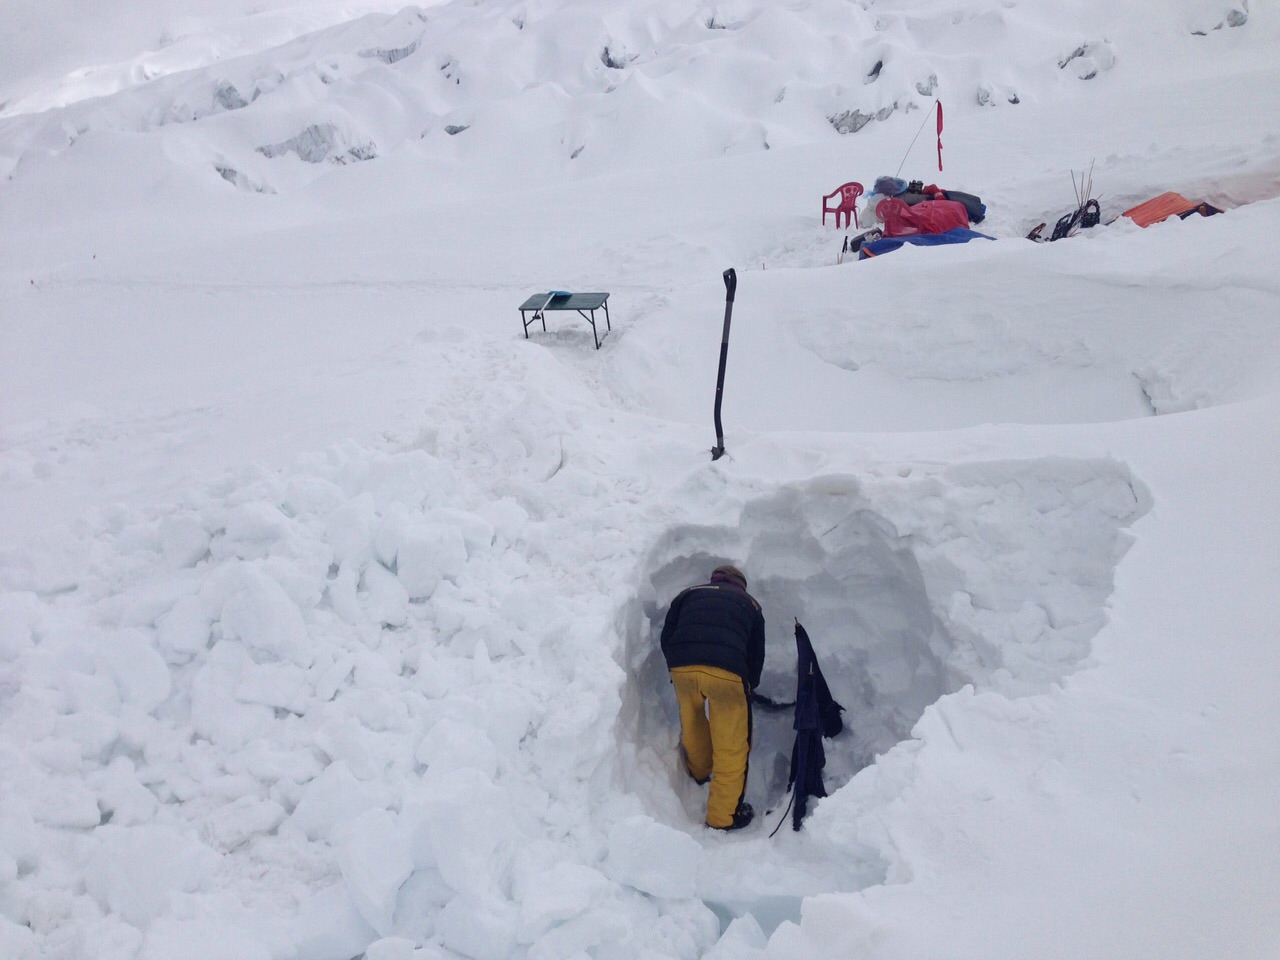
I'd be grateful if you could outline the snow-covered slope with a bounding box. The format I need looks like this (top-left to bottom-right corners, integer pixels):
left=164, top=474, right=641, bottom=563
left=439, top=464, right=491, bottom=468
left=1, top=2, right=1278, bottom=959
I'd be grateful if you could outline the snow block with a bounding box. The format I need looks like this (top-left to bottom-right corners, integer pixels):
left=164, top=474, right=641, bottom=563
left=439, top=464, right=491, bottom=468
left=190, top=641, right=275, bottom=749
left=414, top=717, right=499, bottom=780
left=219, top=567, right=314, bottom=667
left=704, top=914, right=769, bottom=959
left=527, top=909, right=632, bottom=960
left=156, top=594, right=211, bottom=663
left=159, top=515, right=211, bottom=568
left=97, top=628, right=171, bottom=714
left=402, top=768, right=515, bottom=896
left=516, top=861, right=611, bottom=942
left=235, top=660, right=310, bottom=713
left=55, top=708, right=120, bottom=761
left=338, top=808, right=414, bottom=936
left=206, top=796, right=287, bottom=852
left=476, top=498, right=528, bottom=546
left=291, top=882, right=378, bottom=960
left=363, top=449, right=457, bottom=510
left=0, top=801, right=39, bottom=872
left=374, top=504, right=470, bottom=601
left=0, top=916, right=36, bottom=960
left=288, top=760, right=382, bottom=842
left=29, top=774, right=103, bottom=828
left=361, top=561, right=410, bottom=626
left=138, top=918, right=272, bottom=960
left=221, top=501, right=293, bottom=552
left=0, top=592, right=41, bottom=661
left=93, top=756, right=160, bottom=826
left=437, top=893, right=518, bottom=960
left=364, top=937, right=419, bottom=960
left=602, top=815, right=700, bottom=899
left=85, top=825, right=220, bottom=925
left=393, top=523, right=467, bottom=600
left=325, top=494, right=378, bottom=566
left=432, top=507, right=494, bottom=557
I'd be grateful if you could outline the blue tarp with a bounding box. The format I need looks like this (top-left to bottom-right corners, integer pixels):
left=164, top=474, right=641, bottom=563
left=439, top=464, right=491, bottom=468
left=858, top=227, right=995, bottom=259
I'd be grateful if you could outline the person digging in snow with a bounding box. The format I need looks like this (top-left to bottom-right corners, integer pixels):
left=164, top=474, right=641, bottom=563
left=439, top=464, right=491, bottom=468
left=660, top=564, right=765, bottom=830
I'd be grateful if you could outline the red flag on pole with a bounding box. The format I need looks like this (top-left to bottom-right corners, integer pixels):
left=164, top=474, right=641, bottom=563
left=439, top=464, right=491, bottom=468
left=936, top=100, right=944, bottom=172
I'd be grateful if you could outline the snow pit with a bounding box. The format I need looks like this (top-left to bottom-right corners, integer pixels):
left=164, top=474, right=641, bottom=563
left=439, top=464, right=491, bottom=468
left=623, top=457, right=1149, bottom=844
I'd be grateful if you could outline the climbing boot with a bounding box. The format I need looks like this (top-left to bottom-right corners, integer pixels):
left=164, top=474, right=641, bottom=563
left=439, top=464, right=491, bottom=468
left=711, top=802, right=754, bottom=831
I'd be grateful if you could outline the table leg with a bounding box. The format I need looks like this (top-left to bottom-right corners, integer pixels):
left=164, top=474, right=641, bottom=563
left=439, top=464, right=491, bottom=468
left=573, top=308, right=600, bottom=348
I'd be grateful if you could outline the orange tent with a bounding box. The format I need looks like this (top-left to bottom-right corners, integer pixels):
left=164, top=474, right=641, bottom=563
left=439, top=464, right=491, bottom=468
left=1122, top=191, right=1220, bottom=227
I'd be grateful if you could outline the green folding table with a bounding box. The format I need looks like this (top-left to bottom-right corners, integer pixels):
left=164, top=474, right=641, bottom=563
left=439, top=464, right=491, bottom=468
left=519, top=291, right=611, bottom=349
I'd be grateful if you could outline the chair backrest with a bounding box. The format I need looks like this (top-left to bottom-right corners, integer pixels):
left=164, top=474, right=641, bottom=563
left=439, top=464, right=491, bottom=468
left=840, top=182, right=863, bottom=207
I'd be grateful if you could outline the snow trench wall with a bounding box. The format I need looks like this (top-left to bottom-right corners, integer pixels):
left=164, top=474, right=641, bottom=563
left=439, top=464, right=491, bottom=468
left=620, top=457, right=1150, bottom=822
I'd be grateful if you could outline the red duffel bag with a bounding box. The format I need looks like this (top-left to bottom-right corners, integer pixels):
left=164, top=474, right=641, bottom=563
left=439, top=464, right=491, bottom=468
left=876, top=196, right=970, bottom=237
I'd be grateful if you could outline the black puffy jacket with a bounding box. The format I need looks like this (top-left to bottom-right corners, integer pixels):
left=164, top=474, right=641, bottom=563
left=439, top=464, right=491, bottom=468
left=660, top=582, right=766, bottom=689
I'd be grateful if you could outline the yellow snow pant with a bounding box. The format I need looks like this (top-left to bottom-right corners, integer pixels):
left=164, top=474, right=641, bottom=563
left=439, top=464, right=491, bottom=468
left=669, top=665, right=751, bottom=828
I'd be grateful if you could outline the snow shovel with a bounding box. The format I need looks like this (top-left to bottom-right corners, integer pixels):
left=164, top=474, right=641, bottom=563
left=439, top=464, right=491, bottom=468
left=711, top=268, right=736, bottom=460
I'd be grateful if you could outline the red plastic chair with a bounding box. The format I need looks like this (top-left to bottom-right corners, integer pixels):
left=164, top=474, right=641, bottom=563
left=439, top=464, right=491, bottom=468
left=822, top=181, right=863, bottom=229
